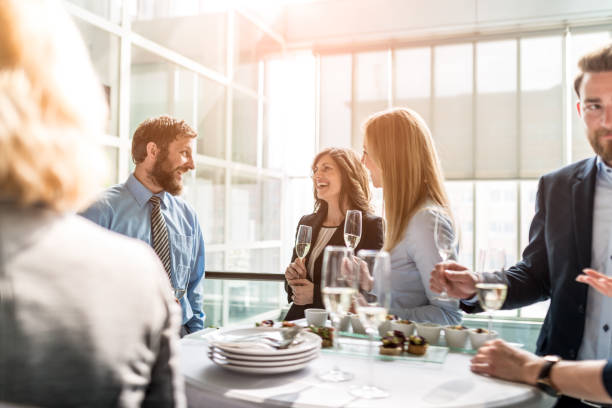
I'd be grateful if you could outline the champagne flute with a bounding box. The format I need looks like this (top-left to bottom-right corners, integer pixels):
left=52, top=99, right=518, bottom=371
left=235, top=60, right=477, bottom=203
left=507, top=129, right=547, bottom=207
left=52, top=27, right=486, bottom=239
left=344, top=210, right=362, bottom=249
left=319, top=246, right=359, bottom=382
left=475, top=248, right=508, bottom=338
left=432, top=209, right=458, bottom=301
left=351, top=249, right=391, bottom=399
left=295, top=225, right=312, bottom=260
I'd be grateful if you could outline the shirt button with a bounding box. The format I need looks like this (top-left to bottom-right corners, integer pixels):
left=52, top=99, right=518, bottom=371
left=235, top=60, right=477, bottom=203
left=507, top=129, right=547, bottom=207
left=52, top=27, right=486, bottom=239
left=578, top=304, right=585, bottom=314
left=604, top=324, right=610, bottom=332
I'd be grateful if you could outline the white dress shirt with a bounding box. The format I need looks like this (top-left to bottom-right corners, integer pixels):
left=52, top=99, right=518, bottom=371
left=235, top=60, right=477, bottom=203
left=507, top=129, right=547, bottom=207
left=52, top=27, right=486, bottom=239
left=578, top=156, right=612, bottom=360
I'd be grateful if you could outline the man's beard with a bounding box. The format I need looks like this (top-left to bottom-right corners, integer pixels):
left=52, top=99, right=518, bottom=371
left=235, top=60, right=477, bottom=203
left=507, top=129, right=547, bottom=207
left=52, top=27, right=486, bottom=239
left=587, top=127, right=612, bottom=165
left=151, top=150, right=185, bottom=196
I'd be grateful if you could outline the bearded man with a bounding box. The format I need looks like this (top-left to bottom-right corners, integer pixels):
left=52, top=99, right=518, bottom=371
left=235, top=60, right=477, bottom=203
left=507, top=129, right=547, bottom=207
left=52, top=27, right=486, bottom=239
left=82, top=115, right=205, bottom=335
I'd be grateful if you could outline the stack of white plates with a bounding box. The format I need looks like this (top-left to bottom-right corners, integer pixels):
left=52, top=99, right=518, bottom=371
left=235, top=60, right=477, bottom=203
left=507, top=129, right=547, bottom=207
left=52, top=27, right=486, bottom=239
left=206, top=327, right=322, bottom=374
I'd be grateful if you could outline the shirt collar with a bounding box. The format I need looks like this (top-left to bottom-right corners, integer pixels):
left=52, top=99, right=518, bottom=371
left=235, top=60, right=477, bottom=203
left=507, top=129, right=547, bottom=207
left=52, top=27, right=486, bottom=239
left=596, top=156, right=612, bottom=185
left=126, top=173, right=168, bottom=209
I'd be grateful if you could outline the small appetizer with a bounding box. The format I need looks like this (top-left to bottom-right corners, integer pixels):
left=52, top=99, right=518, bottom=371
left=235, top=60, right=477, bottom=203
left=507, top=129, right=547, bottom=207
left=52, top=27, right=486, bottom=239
left=407, top=335, right=428, bottom=355
left=255, top=319, right=274, bottom=327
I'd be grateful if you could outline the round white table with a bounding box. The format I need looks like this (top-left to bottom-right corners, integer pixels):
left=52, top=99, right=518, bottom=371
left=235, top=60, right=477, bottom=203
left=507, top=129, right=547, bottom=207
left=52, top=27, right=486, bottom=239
left=180, top=329, right=556, bottom=408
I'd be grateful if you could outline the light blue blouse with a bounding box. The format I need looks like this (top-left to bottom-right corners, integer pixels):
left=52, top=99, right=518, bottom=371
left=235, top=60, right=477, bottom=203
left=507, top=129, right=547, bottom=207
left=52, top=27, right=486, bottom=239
left=389, top=205, right=462, bottom=325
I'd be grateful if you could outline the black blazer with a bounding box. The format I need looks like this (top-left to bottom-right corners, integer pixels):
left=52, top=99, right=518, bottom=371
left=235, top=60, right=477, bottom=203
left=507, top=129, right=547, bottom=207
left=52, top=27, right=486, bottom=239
left=284, top=207, right=384, bottom=321
left=462, top=157, right=597, bottom=364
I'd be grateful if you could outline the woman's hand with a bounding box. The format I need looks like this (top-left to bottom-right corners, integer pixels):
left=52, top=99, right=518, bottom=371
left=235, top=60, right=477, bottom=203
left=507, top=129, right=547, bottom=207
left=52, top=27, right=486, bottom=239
left=285, top=257, right=307, bottom=281
left=356, top=258, right=374, bottom=292
left=287, top=278, right=314, bottom=305
left=576, top=268, right=612, bottom=297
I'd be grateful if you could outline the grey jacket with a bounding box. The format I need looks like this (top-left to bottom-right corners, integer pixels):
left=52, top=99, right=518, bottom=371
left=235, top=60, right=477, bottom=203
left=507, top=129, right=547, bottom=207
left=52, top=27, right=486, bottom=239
left=0, top=204, right=185, bottom=407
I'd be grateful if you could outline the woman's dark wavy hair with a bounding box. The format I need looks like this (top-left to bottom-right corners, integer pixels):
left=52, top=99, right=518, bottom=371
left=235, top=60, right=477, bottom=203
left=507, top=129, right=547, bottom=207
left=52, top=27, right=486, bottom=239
left=311, top=147, right=373, bottom=215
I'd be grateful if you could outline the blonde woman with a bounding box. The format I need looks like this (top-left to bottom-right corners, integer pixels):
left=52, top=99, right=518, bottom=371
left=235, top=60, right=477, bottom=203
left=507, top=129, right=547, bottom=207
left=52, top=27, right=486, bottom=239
left=284, top=148, right=384, bottom=320
left=0, top=0, right=183, bottom=406
left=362, top=107, right=461, bottom=325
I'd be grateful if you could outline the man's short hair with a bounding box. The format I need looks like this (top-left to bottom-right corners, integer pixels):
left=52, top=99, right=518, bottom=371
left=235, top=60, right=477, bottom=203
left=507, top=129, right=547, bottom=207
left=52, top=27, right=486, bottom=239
left=574, top=43, right=612, bottom=98
left=131, top=115, right=197, bottom=164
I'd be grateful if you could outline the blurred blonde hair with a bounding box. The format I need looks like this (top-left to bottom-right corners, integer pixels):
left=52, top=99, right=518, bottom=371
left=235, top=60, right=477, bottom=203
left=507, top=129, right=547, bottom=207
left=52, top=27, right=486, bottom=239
left=363, top=108, right=452, bottom=251
left=0, top=0, right=107, bottom=212
left=311, top=147, right=373, bottom=215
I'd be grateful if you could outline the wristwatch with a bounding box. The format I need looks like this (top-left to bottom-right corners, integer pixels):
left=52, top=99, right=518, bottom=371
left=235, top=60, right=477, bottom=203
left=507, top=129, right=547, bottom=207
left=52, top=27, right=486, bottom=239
left=536, top=355, right=561, bottom=397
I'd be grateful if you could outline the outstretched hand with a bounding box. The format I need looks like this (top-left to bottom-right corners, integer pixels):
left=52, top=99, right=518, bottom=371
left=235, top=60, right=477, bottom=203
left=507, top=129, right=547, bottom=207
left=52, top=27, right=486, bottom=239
left=430, top=261, right=479, bottom=299
left=576, top=268, right=612, bottom=297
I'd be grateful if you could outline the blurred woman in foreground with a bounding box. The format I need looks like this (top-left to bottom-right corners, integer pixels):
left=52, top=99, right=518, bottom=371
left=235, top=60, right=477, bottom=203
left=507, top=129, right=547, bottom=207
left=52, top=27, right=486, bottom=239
left=362, top=107, right=461, bottom=325
left=0, top=1, right=183, bottom=406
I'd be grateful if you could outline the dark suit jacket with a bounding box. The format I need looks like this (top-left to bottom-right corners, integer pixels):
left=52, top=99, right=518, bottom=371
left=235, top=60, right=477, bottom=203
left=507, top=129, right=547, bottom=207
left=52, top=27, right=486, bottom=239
left=463, top=157, right=598, bottom=363
left=284, top=207, right=384, bottom=321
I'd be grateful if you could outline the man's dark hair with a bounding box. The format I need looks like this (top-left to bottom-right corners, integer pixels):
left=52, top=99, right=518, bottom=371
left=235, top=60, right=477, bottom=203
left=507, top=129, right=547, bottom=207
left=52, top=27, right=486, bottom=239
left=131, top=115, right=197, bottom=164
left=574, top=43, right=612, bottom=98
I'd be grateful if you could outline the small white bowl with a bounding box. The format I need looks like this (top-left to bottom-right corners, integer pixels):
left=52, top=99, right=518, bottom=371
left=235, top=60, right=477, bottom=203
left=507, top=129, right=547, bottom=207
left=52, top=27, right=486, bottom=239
left=305, top=308, right=328, bottom=327
left=468, top=328, right=498, bottom=349
left=443, top=326, right=469, bottom=349
left=378, top=319, right=393, bottom=337
left=415, top=322, right=442, bottom=345
left=338, top=313, right=352, bottom=332
left=350, top=314, right=367, bottom=334
left=391, top=320, right=415, bottom=337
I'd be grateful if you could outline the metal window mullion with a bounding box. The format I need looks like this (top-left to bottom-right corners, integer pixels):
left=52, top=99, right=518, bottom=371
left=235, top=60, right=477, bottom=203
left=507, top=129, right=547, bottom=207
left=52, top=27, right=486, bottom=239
left=472, top=41, right=478, bottom=269
left=387, top=48, right=393, bottom=109
left=430, top=45, right=435, bottom=134
left=257, top=61, right=264, bottom=169
left=472, top=41, right=477, bottom=180
left=117, top=3, right=131, bottom=182
left=351, top=53, right=357, bottom=149
left=314, top=54, right=321, bottom=153
left=224, top=10, right=235, bottom=274
left=563, top=28, right=572, bottom=165
left=516, top=37, right=521, bottom=180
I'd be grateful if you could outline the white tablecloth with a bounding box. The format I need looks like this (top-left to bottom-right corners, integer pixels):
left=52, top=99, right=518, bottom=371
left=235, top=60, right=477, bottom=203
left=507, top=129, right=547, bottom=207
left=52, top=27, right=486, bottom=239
left=180, top=331, right=556, bottom=408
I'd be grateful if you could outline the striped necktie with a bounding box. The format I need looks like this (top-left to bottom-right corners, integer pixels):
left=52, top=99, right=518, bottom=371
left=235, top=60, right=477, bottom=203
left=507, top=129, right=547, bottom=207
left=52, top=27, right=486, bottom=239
left=149, top=195, right=171, bottom=279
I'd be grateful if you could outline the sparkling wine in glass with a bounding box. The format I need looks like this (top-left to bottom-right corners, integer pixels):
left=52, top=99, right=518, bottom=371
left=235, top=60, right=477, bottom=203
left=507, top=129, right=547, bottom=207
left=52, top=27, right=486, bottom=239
left=475, top=248, right=508, bottom=337
left=432, top=209, right=458, bottom=301
left=344, top=210, right=362, bottom=249
left=351, top=249, right=391, bottom=399
left=319, top=246, right=358, bottom=382
left=295, top=225, right=312, bottom=260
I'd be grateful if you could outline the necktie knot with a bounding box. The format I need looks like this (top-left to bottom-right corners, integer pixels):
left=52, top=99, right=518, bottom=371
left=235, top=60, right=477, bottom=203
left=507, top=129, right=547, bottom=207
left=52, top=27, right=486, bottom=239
left=150, top=195, right=161, bottom=207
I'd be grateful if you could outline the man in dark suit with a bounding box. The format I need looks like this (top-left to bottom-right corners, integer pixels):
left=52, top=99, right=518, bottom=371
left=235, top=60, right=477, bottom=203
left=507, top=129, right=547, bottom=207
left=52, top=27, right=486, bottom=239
left=430, top=43, right=612, bottom=407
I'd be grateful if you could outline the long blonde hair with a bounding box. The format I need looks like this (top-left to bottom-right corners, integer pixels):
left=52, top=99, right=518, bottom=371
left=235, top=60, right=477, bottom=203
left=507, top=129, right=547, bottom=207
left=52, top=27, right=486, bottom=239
left=0, top=0, right=107, bottom=212
left=364, top=108, right=451, bottom=251
left=312, top=147, right=373, bottom=215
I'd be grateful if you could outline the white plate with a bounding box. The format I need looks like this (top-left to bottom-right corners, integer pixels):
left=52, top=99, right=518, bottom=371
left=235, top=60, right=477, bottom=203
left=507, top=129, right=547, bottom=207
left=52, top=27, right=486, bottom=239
left=209, top=349, right=319, bottom=367
left=206, top=327, right=321, bottom=356
left=210, top=345, right=319, bottom=362
left=209, top=354, right=318, bottom=374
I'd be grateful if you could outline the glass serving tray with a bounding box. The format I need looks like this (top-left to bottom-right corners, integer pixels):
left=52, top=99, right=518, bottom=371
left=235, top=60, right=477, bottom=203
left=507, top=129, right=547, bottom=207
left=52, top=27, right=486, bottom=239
left=323, top=335, right=449, bottom=364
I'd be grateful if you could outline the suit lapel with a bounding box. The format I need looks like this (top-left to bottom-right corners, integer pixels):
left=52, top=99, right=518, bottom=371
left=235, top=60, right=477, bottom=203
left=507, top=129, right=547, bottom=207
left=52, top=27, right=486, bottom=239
left=571, top=158, right=597, bottom=271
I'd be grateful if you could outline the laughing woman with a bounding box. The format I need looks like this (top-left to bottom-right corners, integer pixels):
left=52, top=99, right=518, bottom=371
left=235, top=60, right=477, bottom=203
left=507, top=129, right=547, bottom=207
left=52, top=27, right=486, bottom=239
left=362, top=108, right=462, bottom=325
left=284, top=148, right=384, bottom=321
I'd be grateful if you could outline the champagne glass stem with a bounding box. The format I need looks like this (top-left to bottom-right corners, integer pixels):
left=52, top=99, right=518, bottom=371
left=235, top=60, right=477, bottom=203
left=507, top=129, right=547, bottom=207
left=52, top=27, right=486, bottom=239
left=367, top=328, right=374, bottom=387
left=488, top=313, right=493, bottom=339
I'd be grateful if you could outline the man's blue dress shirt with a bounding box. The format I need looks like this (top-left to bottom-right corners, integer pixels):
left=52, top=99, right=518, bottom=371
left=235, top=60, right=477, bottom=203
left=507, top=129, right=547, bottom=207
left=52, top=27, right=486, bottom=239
left=81, top=173, right=205, bottom=332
